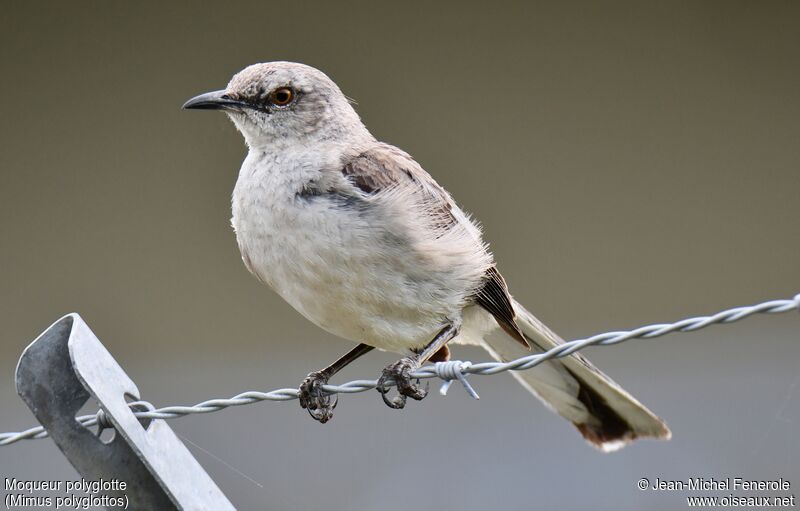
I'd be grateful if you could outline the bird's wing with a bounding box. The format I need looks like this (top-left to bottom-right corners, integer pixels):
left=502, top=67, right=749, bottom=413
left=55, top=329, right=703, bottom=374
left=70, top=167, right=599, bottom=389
left=339, top=143, right=458, bottom=231
left=474, top=267, right=530, bottom=348
left=336, top=143, right=523, bottom=340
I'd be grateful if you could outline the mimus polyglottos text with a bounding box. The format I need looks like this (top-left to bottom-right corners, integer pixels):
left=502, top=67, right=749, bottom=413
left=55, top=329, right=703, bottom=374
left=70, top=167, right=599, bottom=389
left=184, top=61, right=670, bottom=451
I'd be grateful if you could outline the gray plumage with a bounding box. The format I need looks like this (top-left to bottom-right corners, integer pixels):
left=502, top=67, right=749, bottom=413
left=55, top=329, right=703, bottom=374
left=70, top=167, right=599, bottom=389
left=184, top=61, right=670, bottom=450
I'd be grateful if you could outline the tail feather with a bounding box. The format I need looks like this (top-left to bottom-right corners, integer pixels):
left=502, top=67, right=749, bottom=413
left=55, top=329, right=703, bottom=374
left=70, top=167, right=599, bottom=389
left=481, top=299, right=671, bottom=452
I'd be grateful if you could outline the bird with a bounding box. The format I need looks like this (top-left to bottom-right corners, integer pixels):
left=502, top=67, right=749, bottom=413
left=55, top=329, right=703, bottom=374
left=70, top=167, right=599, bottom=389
left=183, top=61, right=670, bottom=451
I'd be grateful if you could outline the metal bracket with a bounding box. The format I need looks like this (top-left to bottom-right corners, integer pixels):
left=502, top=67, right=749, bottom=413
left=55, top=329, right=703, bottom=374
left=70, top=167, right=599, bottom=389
left=15, top=313, right=236, bottom=511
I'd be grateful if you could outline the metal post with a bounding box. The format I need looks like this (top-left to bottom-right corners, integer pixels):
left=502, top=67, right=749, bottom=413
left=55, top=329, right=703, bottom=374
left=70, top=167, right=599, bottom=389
left=15, top=314, right=236, bottom=510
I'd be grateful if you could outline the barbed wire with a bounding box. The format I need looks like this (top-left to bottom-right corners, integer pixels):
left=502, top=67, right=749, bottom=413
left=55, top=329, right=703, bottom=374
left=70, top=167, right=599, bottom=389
left=1, top=293, right=798, bottom=447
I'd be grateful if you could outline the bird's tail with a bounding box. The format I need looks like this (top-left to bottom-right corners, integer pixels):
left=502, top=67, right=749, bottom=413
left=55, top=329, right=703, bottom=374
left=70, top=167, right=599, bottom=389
left=480, top=299, right=671, bottom=452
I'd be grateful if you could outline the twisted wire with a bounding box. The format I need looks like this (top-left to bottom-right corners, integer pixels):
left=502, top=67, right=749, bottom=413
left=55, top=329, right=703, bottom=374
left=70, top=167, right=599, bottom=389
left=1, top=293, right=797, bottom=446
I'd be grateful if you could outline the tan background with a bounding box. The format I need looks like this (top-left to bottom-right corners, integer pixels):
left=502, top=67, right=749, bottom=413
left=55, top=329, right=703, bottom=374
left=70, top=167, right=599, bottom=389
left=1, top=1, right=798, bottom=509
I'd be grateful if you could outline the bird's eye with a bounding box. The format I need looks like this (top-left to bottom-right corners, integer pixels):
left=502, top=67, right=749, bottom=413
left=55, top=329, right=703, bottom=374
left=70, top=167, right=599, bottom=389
left=269, top=87, right=295, bottom=106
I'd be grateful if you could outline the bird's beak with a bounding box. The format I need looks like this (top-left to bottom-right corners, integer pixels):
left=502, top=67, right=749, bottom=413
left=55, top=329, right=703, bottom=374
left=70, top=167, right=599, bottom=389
left=182, top=90, right=247, bottom=111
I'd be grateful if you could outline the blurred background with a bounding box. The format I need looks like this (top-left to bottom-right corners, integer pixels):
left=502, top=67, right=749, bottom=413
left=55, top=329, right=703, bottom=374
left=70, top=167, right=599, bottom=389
left=1, top=1, right=798, bottom=509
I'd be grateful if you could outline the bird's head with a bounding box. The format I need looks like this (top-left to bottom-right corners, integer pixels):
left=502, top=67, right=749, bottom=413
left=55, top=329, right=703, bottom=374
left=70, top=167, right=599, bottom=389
left=183, top=61, right=368, bottom=150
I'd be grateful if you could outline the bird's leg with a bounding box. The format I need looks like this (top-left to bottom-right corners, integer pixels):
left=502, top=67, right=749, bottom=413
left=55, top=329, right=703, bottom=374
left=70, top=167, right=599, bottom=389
left=377, top=322, right=461, bottom=409
left=299, top=343, right=374, bottom=423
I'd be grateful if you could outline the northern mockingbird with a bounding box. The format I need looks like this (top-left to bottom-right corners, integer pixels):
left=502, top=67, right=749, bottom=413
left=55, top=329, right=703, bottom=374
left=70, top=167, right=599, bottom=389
left=184, top=61, right=670, bottom=451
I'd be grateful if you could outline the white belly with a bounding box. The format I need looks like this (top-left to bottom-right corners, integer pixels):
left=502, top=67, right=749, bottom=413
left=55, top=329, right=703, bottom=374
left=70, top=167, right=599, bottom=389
left=231, top=155, right=472, bottom=352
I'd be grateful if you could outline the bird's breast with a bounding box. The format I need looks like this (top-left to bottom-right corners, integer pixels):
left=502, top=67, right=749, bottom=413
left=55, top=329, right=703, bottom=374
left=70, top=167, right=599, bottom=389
left=230, top=153, right=462, bottom=351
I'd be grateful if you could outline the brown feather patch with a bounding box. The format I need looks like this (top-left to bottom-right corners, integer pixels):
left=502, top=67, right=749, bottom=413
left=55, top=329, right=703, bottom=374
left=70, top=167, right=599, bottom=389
left=570, top=371, right=635, bottom=447
left=475, top=267, right=530, bottom=349
left=339, top=146, right=459, bottom=233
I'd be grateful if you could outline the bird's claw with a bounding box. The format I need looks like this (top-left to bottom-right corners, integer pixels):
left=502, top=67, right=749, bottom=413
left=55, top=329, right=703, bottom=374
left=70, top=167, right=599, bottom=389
left=376, top=357, right=428, bottom=409
left=299, top=371, right=337, bottom=423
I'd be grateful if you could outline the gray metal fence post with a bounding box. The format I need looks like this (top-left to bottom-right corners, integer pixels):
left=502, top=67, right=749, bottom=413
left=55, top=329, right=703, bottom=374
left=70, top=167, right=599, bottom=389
left=15, top=314, right=236, bottom=511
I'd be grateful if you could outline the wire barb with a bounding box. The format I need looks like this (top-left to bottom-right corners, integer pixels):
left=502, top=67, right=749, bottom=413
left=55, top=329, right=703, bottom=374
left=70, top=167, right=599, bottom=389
left=435, top=361, right=479, bottom=399
left=1, top=293, right=798, bottom=447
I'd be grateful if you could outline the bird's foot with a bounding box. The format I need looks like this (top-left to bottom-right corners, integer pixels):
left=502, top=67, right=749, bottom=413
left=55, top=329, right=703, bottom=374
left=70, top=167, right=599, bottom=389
left=299, top=371, right=337, bottom=423
left=376, top=357, right=428, bottom=409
